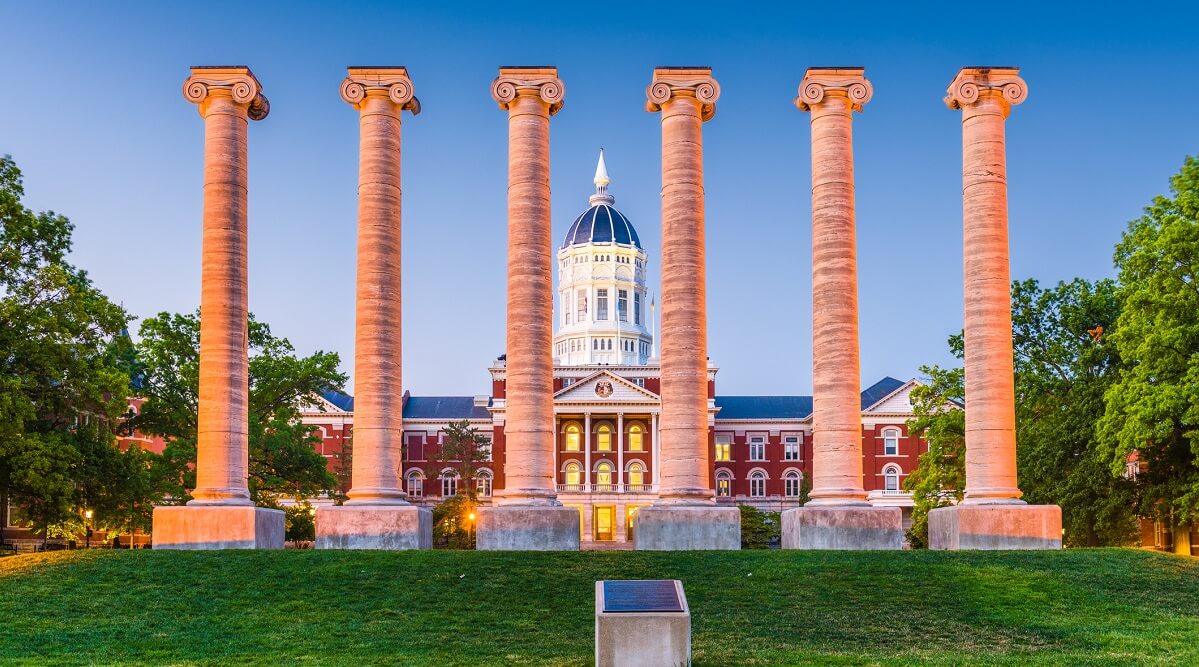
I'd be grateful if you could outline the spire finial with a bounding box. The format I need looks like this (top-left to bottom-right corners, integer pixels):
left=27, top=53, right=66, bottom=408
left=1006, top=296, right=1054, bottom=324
left=589, top=148, right=615, bottom=206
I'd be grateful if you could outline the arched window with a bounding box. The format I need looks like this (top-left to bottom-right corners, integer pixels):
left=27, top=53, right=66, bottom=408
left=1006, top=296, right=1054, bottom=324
left=627, top=461, right=645, bottom=487
left=440, top=469, right=459, bottom=497
left=716, top=470, right=733, bottom=498
left=596, top=460, right=614, bottom=487
left=564, top=461, right=582, bottom=487
left=784, top=470, right=803, bottom=498
left=596, top=424, right=612, bottom=451
left=475, top=469, right=493, bottom=498
left=883, top=464, right=901, bottom=493
left=883, top=428, right=900, bottom=456
left=406, top=470, right=424, bottom=497
left=749, top=470, right=767, bottom=498
left=564, top=423, right=581, bottom=452
left=627, top=423, right=644, bottom=451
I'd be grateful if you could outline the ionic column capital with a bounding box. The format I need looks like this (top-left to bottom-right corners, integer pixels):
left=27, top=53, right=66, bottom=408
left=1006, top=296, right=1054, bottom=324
left=795, top=67, right=873, bottom=113
left=341, top=66, right=420, bottom=115
left=491, top=67, right=564, bottom=115
left=183, top=66, right=269, bottom=120
left=645, top=67, right=720, bottom=121
left=945, top=67, right=1028, bottom=117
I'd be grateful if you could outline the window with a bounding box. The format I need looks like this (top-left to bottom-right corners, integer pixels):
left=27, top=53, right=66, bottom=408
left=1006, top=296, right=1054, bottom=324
left=784, top=471, right=802, bottom=498
left=635, top=292, right=642, bottom=325
left=627, top=462, right=645, bottom=487
left=884, top=465, right=901, bottom=493
left=564, top=423, right=581, bottom=451
left=883, top=428, right=900, bottom=456
left=596, top=424, right=612, bottom=451
left=596, top=461, right=614, bottom=487
left=716, top=471, right=732, bottom=497
left=618, top=289, right=629, bottom=322
left=627, top=424, right=644, bottom=451
left=784, top=436, right=800, bottom=461
left=406, top=471, right=423, bottom=497
left=440, top=471, right=459, bottom=497
left=475, top=470, right=493, bottom=497
left=715, top=435, right=732, bottom=462
left=564, top=291, right=571, bottom=326
left=576, top=288, right=587, bottom=322
left=562, top=378, right=575, bottom=388
left=749, top=436, right=766, bottom=461
left=565, top=461, right=582, bottom=486
left=749, top=471, right=767, bottom=498
left=596, top=288, right=609, bottom=321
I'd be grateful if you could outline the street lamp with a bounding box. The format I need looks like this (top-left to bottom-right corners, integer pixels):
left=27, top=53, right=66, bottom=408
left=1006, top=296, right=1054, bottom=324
left=84, top=509, right=93, bottom=549
left=468, top=512, right=476, bottom=549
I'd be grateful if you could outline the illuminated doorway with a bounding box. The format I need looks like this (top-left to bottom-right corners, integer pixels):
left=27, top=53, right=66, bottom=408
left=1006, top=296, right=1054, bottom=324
left=594, top=505, right=615, bottom=541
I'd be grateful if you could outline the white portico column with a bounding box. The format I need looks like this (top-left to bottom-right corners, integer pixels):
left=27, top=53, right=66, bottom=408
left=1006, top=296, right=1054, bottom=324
left=617, top=413, right=625, bottom=490
left=651, top=412, right=660, bottom=487
left=634, top=67, right=740, bottom=550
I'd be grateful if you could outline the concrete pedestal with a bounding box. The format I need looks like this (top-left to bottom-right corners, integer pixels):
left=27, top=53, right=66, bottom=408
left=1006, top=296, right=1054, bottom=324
left=929, top=504, right=1062, bottom=550
left=476, top=505, right=580, bottom=551
left=595, top=580, right=690, bottom=667
left=781, top=505, right=903, bottom=550
left=633, top=506, right=741, bottom=551
left=152, top=505, right=284, bottom=550
left=315, top=504, right=432, bottom=550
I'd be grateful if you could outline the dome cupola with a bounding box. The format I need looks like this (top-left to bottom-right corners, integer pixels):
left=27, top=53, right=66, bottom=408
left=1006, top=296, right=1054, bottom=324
left=560, top=149, right=642, bottom=250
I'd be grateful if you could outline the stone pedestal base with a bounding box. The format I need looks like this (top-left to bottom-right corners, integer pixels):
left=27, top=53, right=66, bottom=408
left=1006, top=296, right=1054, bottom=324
left=152, top=505, right=284, bottom=550
left=633, top=506, right=741, bottom=551
left=476, top=505, right=580, bottom=551
left=929, top=504, right=1062, bottom=550
left=315, top=504, right=432, bottom=550
left=781, top=505, right=904, bottom=550
left=595, top=580, right=690, bottom=667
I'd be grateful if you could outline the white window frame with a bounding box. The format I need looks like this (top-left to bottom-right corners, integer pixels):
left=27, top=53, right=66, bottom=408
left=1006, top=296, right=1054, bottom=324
left=714, top=435, right=733, bottom=462
left=715, top=470, right=733, bottom=498
left=883, top=428, right=900, bottom=456
left=406, top=470, right=424, bottom=498
left=783, top=470, right=802, bottom=498
left=749, top=471, right=767, bottom=498
left=883, top=464, right=901, bottom=493
left=783, top=435, right=800, bottom=461
left=749, top=436, right=766, bottom=462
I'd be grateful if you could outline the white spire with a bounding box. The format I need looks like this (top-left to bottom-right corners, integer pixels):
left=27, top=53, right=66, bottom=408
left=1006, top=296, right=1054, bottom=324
left=589, top=148, right=615, bottom=206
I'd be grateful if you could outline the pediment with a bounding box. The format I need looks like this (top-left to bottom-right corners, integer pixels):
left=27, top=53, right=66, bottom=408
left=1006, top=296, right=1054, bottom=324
left=555, top=370, right=659, bottom=403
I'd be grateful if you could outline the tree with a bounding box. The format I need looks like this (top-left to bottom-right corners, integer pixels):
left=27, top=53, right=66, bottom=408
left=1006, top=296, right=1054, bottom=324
left=903, top=360, right=966, bottom=548
left=133, top=311, right=346, bottom=506
left=0, top=155, right=154, bottom=536
left=424, top=420, right=491, bottom=548
left=1099, top=155, right=1199, bottom=530
left=1012, top=278, right=1137, bottom=546
left=739, top=504, right=780, bottom=549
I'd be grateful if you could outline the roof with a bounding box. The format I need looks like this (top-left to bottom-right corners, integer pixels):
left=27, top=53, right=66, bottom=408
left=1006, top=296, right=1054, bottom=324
left=715, top=377, right=908, bottom=420
left=402, top=396, right=490, bottom=420
left=320, top=389, right=354, bottom=411
left=860, top=376, right=906, bottom=410
left=562, top=204, right=641, bottom=249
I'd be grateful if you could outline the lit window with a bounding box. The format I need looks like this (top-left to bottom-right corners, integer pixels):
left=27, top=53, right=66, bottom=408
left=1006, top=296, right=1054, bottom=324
left=596, top=461, right=614, bottom=487
left=627, top=424, right=644, bottom=451
left=475, top=470, right=492, bottom=497
left=564, top=423, right=581, bottom=451
left=716, top=471, right=732, bottom=497
left=565, top=462, right=582, bottom=486
left=618, top=289, right=629, bottom=322
left=749, top=436, right=766, bottom=461
left=884, top=465, right=901, bottom=493
left=784, top=471, right=802, bottom=498
left=749, top=471, right=766, bottom=498
left=597, top=424, right=612, bottom=451
left=596, top=289, right=609, bottom=321
left=406, top=471, right=423, bottom=497
left=715, top=435, right=732, bottom=462
left=883, top=428, right=900, bottom=456
left=627, top=462, right=645, bottom=487
left=784, top=436, right=800, bottom=461
left=440, top=471, right=459, bottom=497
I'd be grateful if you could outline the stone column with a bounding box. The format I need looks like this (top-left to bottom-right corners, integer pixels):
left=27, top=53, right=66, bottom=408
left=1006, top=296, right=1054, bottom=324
left=781, top=68, right=902, bottom=550
left=634, top=67, right=740, bottom=550
left=476, top=67, right=579, bottom=550
left=316, top=67, right=431, bottom=550
left=929, top=67, right=1061, bottom=550
left=152, top=66, right=283, bottom=549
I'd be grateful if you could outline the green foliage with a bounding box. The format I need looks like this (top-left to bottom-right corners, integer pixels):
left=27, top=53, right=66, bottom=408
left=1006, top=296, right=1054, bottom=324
left=904, top=361, right=966, bottom=549
left=284, top=503, right=317, bottom=542
left=1012, top=278, right=1138, bottom=546
left=431, top=495, right=476, bottom=549
left=133, top=312, right=346, bottom=506
left=738, top=504, right=780, bottom=548
left=0, top=155, right=154, bottom=535
left=424, top=420, right=492, bottom=502
left=1100, top=156, right=1199, bottom=526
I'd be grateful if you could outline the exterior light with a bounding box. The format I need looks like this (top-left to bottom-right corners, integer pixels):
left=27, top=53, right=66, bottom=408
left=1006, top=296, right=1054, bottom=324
left=468, top=512, right=476, bottom=522
left=84, top=510, right=93, bottom=519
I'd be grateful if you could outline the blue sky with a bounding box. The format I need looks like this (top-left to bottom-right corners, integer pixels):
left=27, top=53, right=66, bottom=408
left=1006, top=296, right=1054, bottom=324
left=2, top=1, right=1197, bottom=396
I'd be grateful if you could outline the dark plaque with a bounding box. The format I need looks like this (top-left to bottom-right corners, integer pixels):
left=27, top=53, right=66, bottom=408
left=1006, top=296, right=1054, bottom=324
left=602, top=580, right=683, bottom=613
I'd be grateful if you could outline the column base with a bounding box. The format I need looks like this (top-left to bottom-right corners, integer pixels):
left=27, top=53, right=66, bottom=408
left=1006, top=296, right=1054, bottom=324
left=476, top=505, right=580, bottom=551
left=633, top=506, right=741, bottom=551
left=315, top=504, right=432, bottom=550
left=781, top=505, right=904, bottom=550
left=928, top=504, right=1062, bottom=550
left=152, top=505, right=284, bottom=550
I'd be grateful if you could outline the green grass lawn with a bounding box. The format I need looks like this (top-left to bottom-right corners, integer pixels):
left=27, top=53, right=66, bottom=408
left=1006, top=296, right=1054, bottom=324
left=0, top=548, right=1196, bottom=666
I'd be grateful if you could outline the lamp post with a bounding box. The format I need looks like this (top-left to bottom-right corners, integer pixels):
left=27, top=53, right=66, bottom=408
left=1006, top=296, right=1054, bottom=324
left=84, top=509, right=93, bottom=549
left=468, top=512, right=476, bottom=549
